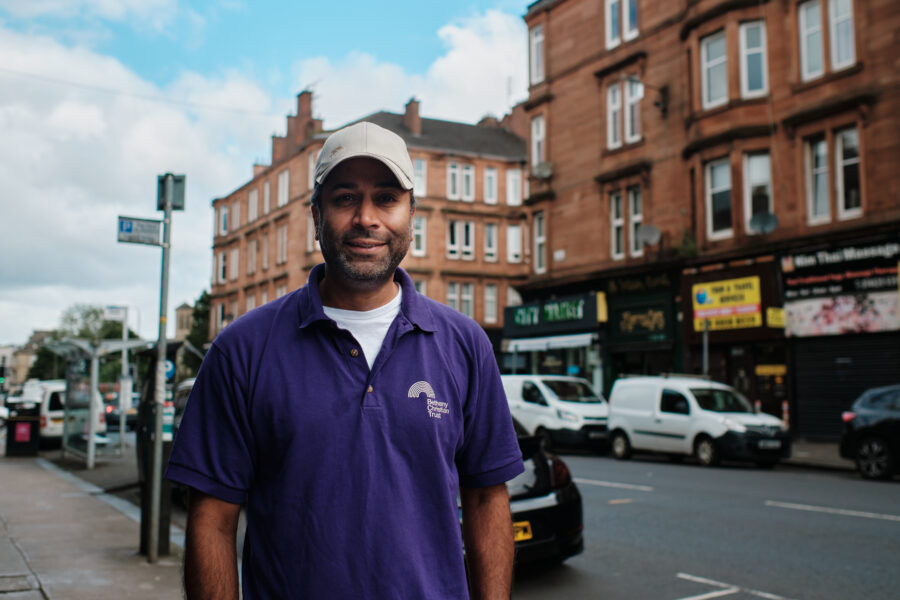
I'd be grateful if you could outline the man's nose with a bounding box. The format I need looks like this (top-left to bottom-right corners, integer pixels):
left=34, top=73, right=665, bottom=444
left=352, top=196, right=379, bottom=228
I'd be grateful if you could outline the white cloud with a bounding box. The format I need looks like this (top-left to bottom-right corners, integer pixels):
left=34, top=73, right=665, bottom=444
left=0, top=0, right=177, bottom=29
left=294, top=9, right=528, bottom=127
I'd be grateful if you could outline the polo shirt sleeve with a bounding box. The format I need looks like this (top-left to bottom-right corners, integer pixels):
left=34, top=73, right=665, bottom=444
left=165, top=343, right=255, bottom=505
left=456, top=335, right=525, bottom=488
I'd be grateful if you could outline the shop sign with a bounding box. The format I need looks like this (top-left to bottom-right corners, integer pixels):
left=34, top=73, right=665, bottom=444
left=766, top=307, right=785, bottom=328
left=607, top=273, right=672, bottom=294
left=504, top=292, right=599, bottom=337
left=610, top=302, right=671, bottom=344
left=755, top=364, right=787, bottom=377
left=781, top=240, right=900, bottom=337
left=692, top=276, right=762, bottom=331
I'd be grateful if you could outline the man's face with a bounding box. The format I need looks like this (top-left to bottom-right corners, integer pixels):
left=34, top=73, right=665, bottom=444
left=314, top=157, right=414, bottom=287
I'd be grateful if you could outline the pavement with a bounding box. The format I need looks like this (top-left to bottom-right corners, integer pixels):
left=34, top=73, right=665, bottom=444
left=0, top=431, right=854, bottom=599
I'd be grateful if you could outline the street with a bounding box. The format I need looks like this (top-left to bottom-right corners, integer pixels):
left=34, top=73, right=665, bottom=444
left=512, top=453, right=900, bottom=600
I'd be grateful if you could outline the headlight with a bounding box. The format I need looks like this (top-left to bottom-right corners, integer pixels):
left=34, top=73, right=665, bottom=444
left=722, top=417, right=746, bottom=433
left=556, top=409, right=580, bottom=423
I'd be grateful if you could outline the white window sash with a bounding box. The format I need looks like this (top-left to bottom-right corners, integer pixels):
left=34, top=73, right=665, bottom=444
left=484, top=168, right=498, bottom=204
left=624, top=78, right=643, bottom=144
left=530, top=25, right=545, bottom=84
left=232, top=201, right=240, bottom=230
left=230, top=248, right=239, bottom=281
left=701, top=31, right=728, bottom=109
left=412, top=216, right=427, bottom=257
left=743, top=153, right=773, bottom=234
left=485, top=223, right=498, bottom=262
left=278, top=170, right=290, bottom=207
left=414, top=159, right=427, bottom=197
left=262, top=234, right=269, bottom=270
left=263, top=181, right=270, bottom=214
left=829, top=0, right=855, bottom=70
left=462, top=166, right=475, bottom=202
left=462, top=222, right=475, bottom=260
left=248, top=189, right=259, bottom=222
left=447, top=163, right=460, bottom=200
left=447, top=220, right=460, bottom=259
left=628, top=187, right=643, bottom=257
left=739, top=21, right=768, bottom=99
left=506, top=169, right=522, bottom=206
left=799, top=1, right=825, bottom=81
left=484, top=284, right=498, bottom=324
left=805, top=137, right=831, bottom=225
left=623, top=0, right=639, bottom=41
left=218, top=252, right=227, bottom=283
left=706, top=159, right=734, bottom=240
left=607, top=83, right=622, bottom=149
left=507, top=225, right=522, bottom=263
left=835, top=128, right=861, bottom=220
left=610, top=191, right=624, bottom=260
left=447, top=282, right=459, bottom=311
left=605, top=0, right=621, bottom=49
left=461, top=283, right=474, bottom=318
left=533, top=213, right=546, bottom=274
left=531, top=116, right=545, bottom=166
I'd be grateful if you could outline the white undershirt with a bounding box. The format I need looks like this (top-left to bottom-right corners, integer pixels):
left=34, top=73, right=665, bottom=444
left=323, top=285, right=402, bottom=370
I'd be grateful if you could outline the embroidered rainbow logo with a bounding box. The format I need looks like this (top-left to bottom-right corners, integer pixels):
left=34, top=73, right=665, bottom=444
left=408, top=381, right=435, bottom=400
left=409, top=381, right=448, bottom=419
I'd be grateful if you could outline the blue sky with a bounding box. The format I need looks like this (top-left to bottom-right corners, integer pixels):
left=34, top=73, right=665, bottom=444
left=0, top=0, right=531, bottom=344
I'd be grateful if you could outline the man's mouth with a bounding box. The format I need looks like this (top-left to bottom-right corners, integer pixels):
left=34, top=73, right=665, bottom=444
left=345, top=238, right=386, bottom=252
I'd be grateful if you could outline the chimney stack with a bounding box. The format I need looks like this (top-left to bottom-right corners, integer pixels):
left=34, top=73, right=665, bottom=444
left=404, top=98, right=422, bottom=136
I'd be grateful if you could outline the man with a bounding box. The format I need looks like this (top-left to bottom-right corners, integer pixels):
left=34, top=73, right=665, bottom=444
left=166, top=121, right=525, bottom=599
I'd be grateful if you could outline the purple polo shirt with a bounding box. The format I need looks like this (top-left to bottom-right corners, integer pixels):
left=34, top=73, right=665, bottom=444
left=166, top=265, right=524, bottom=599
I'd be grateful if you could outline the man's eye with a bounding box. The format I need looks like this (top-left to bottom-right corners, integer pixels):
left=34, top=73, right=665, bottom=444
left=333, top=193, right=356, bottom=204
left=377, top=194, right=398, bottom=204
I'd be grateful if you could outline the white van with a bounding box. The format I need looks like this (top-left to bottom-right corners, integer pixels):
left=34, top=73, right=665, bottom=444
left=23, top=379, right=107, bottom=442
left=607, top=376, right=789, bottom=466
left=501, top=375, right=609, bottom=450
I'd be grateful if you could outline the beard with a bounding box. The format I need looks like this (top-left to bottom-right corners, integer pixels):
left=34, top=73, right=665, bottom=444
left=317, top=218, right=411, bottom=287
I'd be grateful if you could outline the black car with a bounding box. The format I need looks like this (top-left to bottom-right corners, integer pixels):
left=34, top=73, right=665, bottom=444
left=507, top=418, right=584, bottom=565
left=839, top=384, right=900, bottom=480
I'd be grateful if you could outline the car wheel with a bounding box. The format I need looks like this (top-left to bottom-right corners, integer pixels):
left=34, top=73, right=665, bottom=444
left=611, top=431, right=631, bottom=460
left=536, top=427, right=553, bottom=451
left=694, top=436, right=719, bottom=467
left=856, top=436, right=894, bottom=480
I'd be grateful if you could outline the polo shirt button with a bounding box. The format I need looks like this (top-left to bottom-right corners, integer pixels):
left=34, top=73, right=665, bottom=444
left=350, top=349, right=359, bottom=357
left=367, top=385, right=374, bottom=393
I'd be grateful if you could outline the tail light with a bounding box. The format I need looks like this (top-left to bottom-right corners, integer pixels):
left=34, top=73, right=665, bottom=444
left=841, top=411, right=856, bottom=423
left=41, top=415, right=46, bottom=428
left=550, top=455, right=572, bottom=489
left=105, top=405, right=114, bottom=414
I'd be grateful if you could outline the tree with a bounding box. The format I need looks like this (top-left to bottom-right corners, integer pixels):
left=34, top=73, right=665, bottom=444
left=182, top=290, right=210, bottom=376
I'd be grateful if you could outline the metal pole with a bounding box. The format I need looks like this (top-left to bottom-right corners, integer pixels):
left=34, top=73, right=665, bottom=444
left=702, top=319, right=710, bottom=376
left=120, top=307, right=128, bottom=452
left=149, top=174, right=173, bottom=563
left=87, top=353, right=99, bottom=469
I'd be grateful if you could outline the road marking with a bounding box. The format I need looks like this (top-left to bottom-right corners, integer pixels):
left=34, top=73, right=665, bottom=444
left=608, top=498, right=633, bottom=505
left=765, top=500, right=900, bottom=523
left=677, top=573, right=795, bottom=600
left=574, top=477, right=654, bottom=492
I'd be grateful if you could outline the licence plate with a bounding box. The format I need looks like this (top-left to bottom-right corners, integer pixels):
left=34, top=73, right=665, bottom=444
left=51, top=418, right=64, bottom=424
left=758, top=439, right=781, bottom=449
left=588, top=432, right=606, bottom=439
left=513, top=521, right=533, bottom=542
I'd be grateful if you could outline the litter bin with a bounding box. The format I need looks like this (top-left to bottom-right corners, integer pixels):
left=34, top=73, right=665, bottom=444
left=6, top=402, right=41, bottom=456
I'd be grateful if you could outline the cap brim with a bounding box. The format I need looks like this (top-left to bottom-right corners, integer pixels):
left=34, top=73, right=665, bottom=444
left=316, top=153, right=414, bottom=190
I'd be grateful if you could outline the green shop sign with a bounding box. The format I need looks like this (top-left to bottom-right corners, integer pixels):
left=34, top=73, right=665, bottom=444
left=504, top=293, right=598, bottom=337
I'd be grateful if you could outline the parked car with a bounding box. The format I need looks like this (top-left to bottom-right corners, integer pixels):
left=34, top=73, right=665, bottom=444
left=22, top=379, right=107, bottom=442
left=105, top=392, right=140, bottom=431
left=839, top=384, right=900, bottom=480
left=501, top=375, right=609, bottom=450
left=608, top=375, right=790, bottom=467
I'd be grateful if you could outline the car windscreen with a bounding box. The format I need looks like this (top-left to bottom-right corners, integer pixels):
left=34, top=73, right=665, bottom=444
left=690, top=388, right=753, bottom=413
left=542, top=380, right=604, bottom=403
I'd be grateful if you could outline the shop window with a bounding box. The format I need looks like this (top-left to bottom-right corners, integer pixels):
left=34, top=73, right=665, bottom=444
left=705, top=158, right=733, bottom=240
left=740, top=21, right=768, bottom=99
left=743, top=152, right=772, bottom=233
left=701, top=30, right=728, bottom=110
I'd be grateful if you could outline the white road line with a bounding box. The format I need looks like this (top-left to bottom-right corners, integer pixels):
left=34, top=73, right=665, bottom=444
left=573, top=477, right=654, bottom=492
left=765, top=500, right=900, bottom=523
left=677, top=573, right=795, bottom=600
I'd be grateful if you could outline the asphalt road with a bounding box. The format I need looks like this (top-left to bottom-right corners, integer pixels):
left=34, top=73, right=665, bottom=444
left=511, top=452, right=900, bottom=600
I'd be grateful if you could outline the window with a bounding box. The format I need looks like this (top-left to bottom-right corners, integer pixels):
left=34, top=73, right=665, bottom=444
left=484, top=284, right=498, bottom=324
left=277, top=169, right=290, bottom=207
left=624, top=78, right=643, bottom=143
left=744, top=153, right=772, bottom=233
left=610, top=191, right=624, bottom=259
left=462, top=165, right=475, bottom=202
left=414, top=159, right=427, bottom=197
left=246, top=292, right=256, bottom=312
left=506, top=168, right=522, bottom=206
left=530, top=25, right=545, bottom=84
left=412, top=216, right=427, bottom=257
left=507, top=224, right=522, bottom=263
left=701, top=31, right=728, bottom=109
left=531, top=115, right=545, bottom=167
left=219, top=206, right=228, bottom=235
left=836, top=127, right=861, bottom=219
left=447, top=162, right=460, bottom=200
left=414, top=279, right=427, bottom=296
left=607, top=83, right=622, bottom=149
left=522, top=381, right=547, bottom=405
left=447, top=220, right=475, bottom=260
left=262, top=233, right=269, bottom=270
left=461, top=283, right=474, bottom=318
left=740, top=21, right=768, bottom=98
left=260, top=289, right=268, bottom=305
left=484, top=223, right=498, bottom=262
left=661, top=390, right=690, bottom=415
left=628, top=186, right=643, bottom=257
left=218, top=252, right=226, bottom=284
left=706, top=158, right=733, bottom=239
left=263, top=180, right=270, bottom=214
left=306, top=215, right=320, bottom=252
left=605, top=0, right=621, bottom=49
left=806, top=136, right=830, bottom=224
left=484, top=167, right=497, bottom=204
left=229, top=248, right=239, bottom=281
left=534, top=212, right=546, bottom=274
left=276, top=283, right=287, bottom=298
left=799, top=1, right=824, bottom=81
left=447, top=282, right=459, bottom=311
left=231, top=201, right=241, bottom=230
left=308, top=150, right=316, bottom=191
left=247, top=239, right=257, bottom=275
left=216, top=303, right=225, bottom=331
left=248, top=189, right=259, bottom=222
left=624, top=0, right=639, bottom=41
left=276, top=224, right=288, bottom=264
left=829, top=0, right=855, bottom=70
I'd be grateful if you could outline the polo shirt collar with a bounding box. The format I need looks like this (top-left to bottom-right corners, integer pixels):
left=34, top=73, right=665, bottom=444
left=297, top=263, right=437, bottom=332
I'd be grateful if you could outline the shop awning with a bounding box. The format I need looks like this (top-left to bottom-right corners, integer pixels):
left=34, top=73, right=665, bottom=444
left=504, top=332, right=598, bottom=352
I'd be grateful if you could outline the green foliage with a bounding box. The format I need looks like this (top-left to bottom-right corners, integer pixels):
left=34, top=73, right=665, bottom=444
left=27, top=345, right=67, bottom=380
left=183, top=290, right=210, bottom=376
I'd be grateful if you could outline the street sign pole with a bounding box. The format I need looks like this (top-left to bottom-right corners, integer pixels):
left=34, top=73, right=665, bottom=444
left=149, top=175, right=174, bottom=564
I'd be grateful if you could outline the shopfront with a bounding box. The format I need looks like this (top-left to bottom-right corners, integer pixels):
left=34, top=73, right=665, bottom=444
left=782, top=237, right=900, bottom=438
left=502, top=292, right=605, bottom=393
left=682, top=260, right=787, bottom=418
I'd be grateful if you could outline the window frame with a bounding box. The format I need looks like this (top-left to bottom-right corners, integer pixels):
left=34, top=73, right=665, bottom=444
left=530, top=25, right=545, bottom=85
left=739, top=20, right=769, bottom=99
left=414, top=158, right=427, bottom=197
left=218, top=251, right=227, bottom=284
left=447, top=282, right=459, bottom=311
left=412, top=215, right=427, bottom=257
left=701, top=30, right=728, bottom=110
left=605, top=0, right=621, bottom=49
left=462, top=165, right=475, bottom=202
left=828, top=0, right=855, bottom=71
left=743, top=152, right=773, bottom=234
left=231, top=200, right=240, bottom=231
left=531, top=115, right=545, bottom=167
left=805, top=135, right=831, bottom=225
left=610, top=190, right=625, bottom=260
left=506, top=168, right=522, bottom=206
left=835, top=127, right=862, bottom=220
left=624, top=0, right=639, bottom=42
left=263, top=180, right=270, bottom=214
left=507, top=224, right=523, bottom=263
left=447, top=162, right=461, bottom=201
left=261, top=233, right=269, bottom=270
left=461, top=283, right=474, bottom=318
left=799, top=0, right=825, bottom=82
left=484, top=222, right=498, bottom=262
left=533, top=211, right=547, bottom=274
left=705, top=157, right=734, bottom=241
left=277, top=169, right=290, bottom=207
left=247, top=239, right=257, bottom=275
left=248, top=188, right=259, bottom=222
left=484, top=283, right=498, bottom=324
left=229, top=247, right=239, bottom=281
left=607, top=82, right=622, bottom=149
left=219, top=206, right=228, bottom=235
left=624, top=77, right=643, bottom=144
left=484, top=167, right=498, bottom=205
left=276, top=224, right=288, bottom=264
left=628, top=185, right=643, bottom=257
left=308, top=150, right=316, bottom=191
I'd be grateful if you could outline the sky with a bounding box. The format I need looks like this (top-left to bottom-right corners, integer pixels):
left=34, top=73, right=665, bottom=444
left=0, top=0, right=531, bottom=345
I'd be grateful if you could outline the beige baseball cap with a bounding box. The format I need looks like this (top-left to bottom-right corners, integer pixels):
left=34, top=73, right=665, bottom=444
left=315, top=121, right=414, bottom=190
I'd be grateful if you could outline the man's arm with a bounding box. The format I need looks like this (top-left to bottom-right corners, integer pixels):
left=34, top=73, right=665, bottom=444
left=460, top=483, right=515, bottom=600
left=184, top=489, right=242, bottom=600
